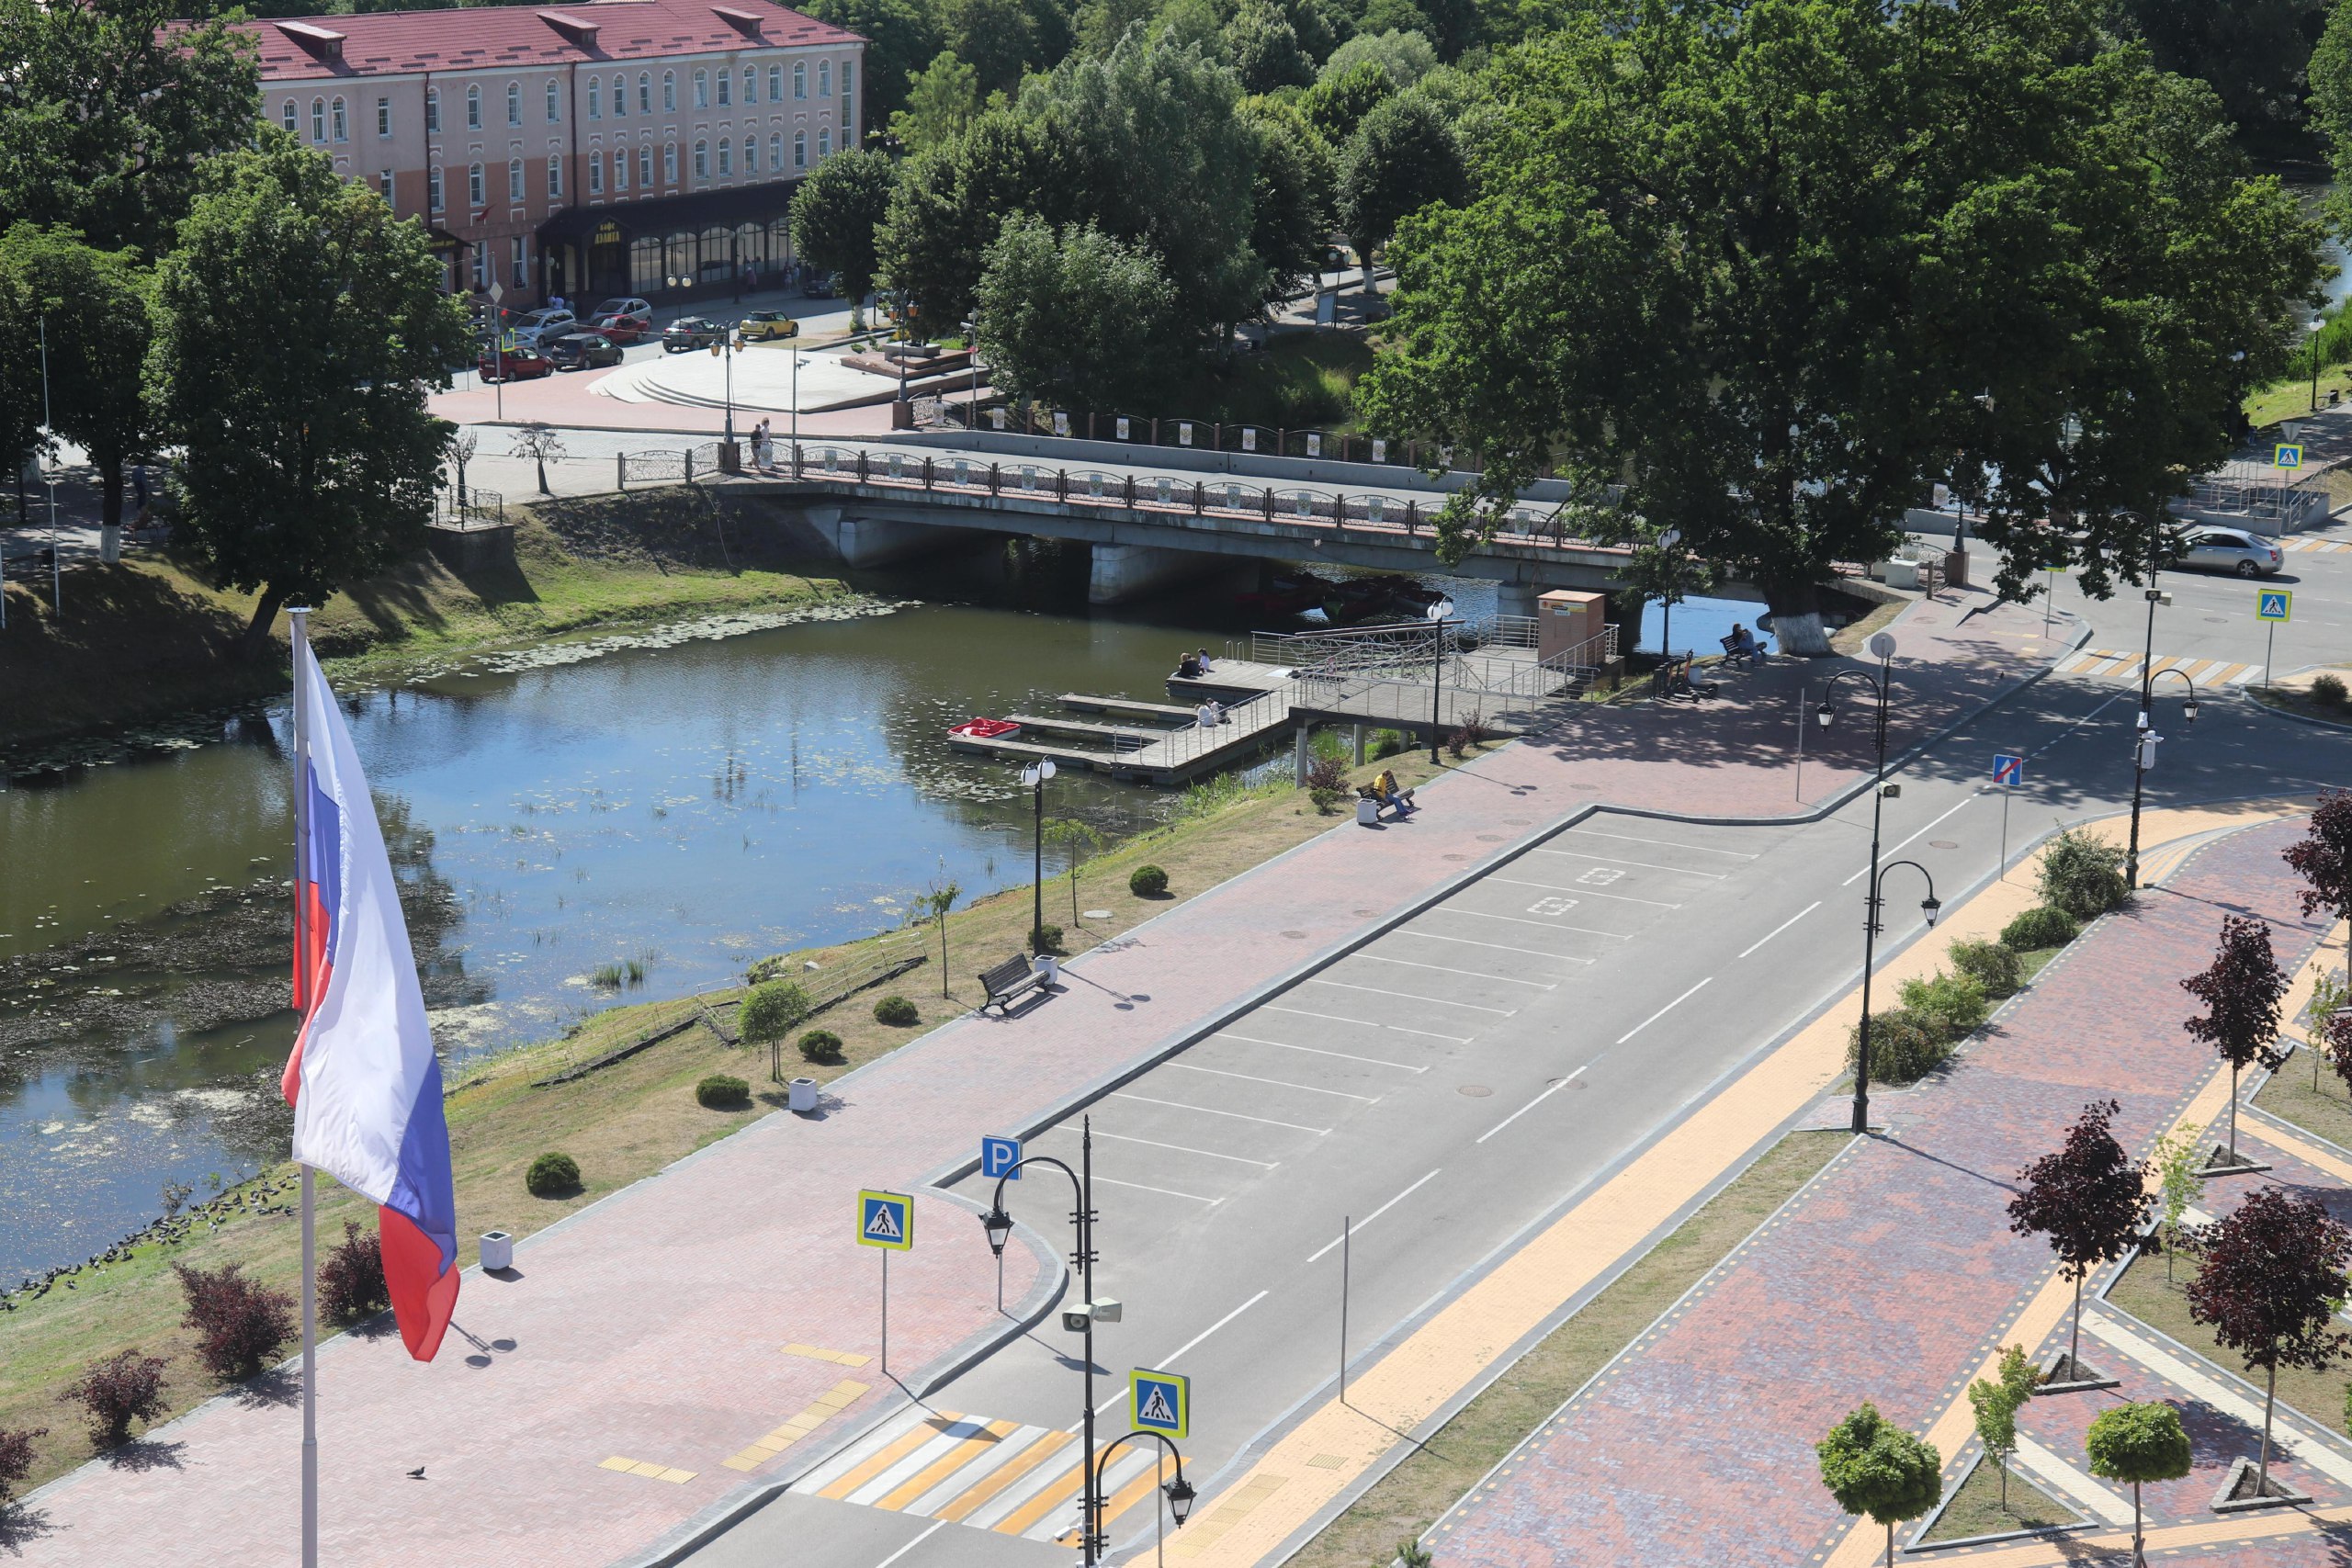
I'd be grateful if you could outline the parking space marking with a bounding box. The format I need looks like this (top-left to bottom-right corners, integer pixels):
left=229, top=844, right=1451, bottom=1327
left=1736, top=900, right=1822, bottom=959
left=1352, top=953, right=1556, bottom=988
left=1112, top=1092, right=1330, bottom=1134
left=1166, top=1061, right=1382, bottom=1101
left=1843, top=796, right=1976, bottom=885
left=1216, top=1032, right=1430, bottom=1072
left=1558, top=828, right=1758, bottom=858
left=1305, top=1169, right=1442, bottom=1262
left=1616, top=977, right=1713, bottom=1043
left=1093, top=1174, right=1221, bottom=1203
left=1400, top=930, right=1595, bottom=963
left=1306, top=977, right=1518, bottom=1014
left=1430, top=907, right=1633, bottom=939
left=1476, top=1065, right=1591, bottom=1144
left=1262, top=1005, right=1474, bottom=1043
left=1089, top=1129, right=1281, bottom=1167
left=1528, top=848, right=1729, bottom=880
left=1486, top=875, right=1682, bottom=908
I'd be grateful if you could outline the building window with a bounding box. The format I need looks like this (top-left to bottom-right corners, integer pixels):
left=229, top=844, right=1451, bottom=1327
left=588, top=78, right=601, bottom=118
left=548, top=153, right=562, bottom=198
left=768, top=64, right=782, bottom=102
left=506, top=82, right=521, bottom=128
left=467, top=85, right=481, bottom=130
left=693, top=139, right=708, bottom=179
left=768, top=131, right=782, bottom=172
left=311, top=97, right=325, bottom=141
left=717, top=69, right=729, bottom=107
left=613, top=74, right=627, bottom=116
left=377, top=96, right=391, bottom=137
left=508, top=157, right=524, bottom=201
left=282, top=100, right=298, bottom=133
left=842, top=61, right=854, bottom=101
left=426, top=87, right=440, bottom=132
left=719, top=138, right=734, bottom=176
left=641, top=144, right=655, bottom=186
left=511, top=235, right=527, bottom=288
left=793, top=62, right=806, bottom=99
left=639, top=72, right=652, bottom=113
left=743, top=67, right=756, bottom=106
left=587, top=155, right=603, bottom=195
left=429, top=166, right=445, bottom=211
left=332, top=97, right=347, bottom=141
left=469, top=162, right=484, bottom=207
left=694, top=70, right=709, bottom=109
left=547, top=80, right=561, bottom=122
left=664, top=142, right=678, bottom=182
left=663, top=71, right=676, bottom=112
left=793, top=130, right=805, bottom=168
left=378, top=169, right=393, bottom=201
left=614, top=148, right=628, bottom=190
left=817, top=126, right=830, bottom=157
left=473, top=245, right=489, bottom=288
left=818, top=61, right=830, bottom=97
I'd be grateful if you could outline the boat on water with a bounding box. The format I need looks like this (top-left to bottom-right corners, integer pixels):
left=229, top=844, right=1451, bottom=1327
left=946, top=716, right=1021, bottom=742
left=1236, top=570, right=1330, bottom=617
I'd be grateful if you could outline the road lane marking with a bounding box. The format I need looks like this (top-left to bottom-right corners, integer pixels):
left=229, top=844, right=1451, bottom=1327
left=1089, top=1129, right=1282, bottom=1166
left=1112, top=1093, right=1330, bottom=1134
left=1351, top=953, right=1556, bottom=987
left=1527, top=848, right=1729, bottom=879
left=1428, top=907, right=1633, bottom=939
left=1557, top=828, right=1757, bottom=857
left=1092, top=1174, right=1221, bottom=1203
left=1843, top=796, right=1976, bottom=885
left=1736, top=900, right=1822, bottom=959
left=1475, top=1066, right=1590, bottom=1144
left=1306, top=1168, right=1442, bottom=1261
left=1216, top=1032, right=1430, bottom=1071
left=1485, top=875, right=1681, bottom=908
left=1615, top=977, right=1712, bottom=1043
left=1166, top=1061, right=1382, bottom=1100
left=2023, top=691, right=2127, bottom=759
left=873, top=1519, right=949, bottom=1565
left=1399, top=929, right=1594, bottom=962
left=1305, top=976, right=1518, bottom=1013
left=1080, top=1291, right=1273, bottom=1425
left=1262, top=1004, right=1474, bottom=1043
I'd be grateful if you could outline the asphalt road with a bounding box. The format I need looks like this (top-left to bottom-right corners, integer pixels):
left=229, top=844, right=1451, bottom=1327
left=2047, top=536, right=2352, bottom=679
left=684, top=663, right=2352, bottom=1568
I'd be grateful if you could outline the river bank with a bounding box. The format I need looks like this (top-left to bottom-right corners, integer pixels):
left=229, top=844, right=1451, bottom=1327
left=0, top=739, right=1457, bottom=1499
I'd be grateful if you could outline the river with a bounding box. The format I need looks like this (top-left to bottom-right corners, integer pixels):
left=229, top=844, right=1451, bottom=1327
left=0, top=546, right=1497, bottom=1283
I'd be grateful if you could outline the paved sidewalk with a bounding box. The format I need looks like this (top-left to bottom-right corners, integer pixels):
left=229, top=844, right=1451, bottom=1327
left=1422, top=813, right=2335, bottom=1568
left=5, top=592, right=2059, bottom=1567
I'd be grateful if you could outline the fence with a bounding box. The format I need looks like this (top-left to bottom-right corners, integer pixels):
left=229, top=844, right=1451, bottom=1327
left=617, top=443, right=726, bottom=488
left=434, top=487, right=506, bottom=529
left=938, top=401, right=1470, bottom=474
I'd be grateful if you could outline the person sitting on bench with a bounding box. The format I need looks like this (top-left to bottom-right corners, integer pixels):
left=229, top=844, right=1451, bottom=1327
left=1372, top=768, right=1415, bottom=816
left=1724, top=624, right=1764, bottom=666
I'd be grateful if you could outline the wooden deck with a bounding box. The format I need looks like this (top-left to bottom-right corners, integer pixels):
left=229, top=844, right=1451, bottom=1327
left=1003, top=714, right=1160, bottom=745
left=1057, top=694, right=1196, bottom=720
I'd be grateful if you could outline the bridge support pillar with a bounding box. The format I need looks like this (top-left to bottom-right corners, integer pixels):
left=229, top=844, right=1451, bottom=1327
left=1087, top=542, right=1222, bottom=604
left=1295, top=725, right=1312, bottom=786
left=773, top=504, right=964, bottom=568
left=1496, top=581, right=1540, bottom=619
left=1351, top=724, right=1366, bottom=766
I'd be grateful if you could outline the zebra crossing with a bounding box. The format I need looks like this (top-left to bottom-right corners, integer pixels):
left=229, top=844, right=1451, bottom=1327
left=2282, top=535, right=2352, bottom=553
left=792, top=1405, right=1174, bottom=1544
left=2055, top=649, right=2262, bottom=686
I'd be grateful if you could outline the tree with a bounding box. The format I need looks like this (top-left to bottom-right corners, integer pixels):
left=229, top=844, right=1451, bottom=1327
left=62, top=1349, right=167, bottom=1450
left=0, top=1424, right=43, bottom=1508
left=1815, top=1403, right=1942, bottom=1568
left=791, top=148, right=896, bottom=326
left=1965, top=1346, right=2037, bottom=1513
left=2086, top=1401, right=2192, bottom=1566
left=2127, top=0, right=2327, bottom=162
left=1300, top=56, right=1394, bottom=144
left=1227, top=2, right=1316, bottom=94
left=1243, top=103, right=1337, bottom=308
left=1337, top=94, right=1466, bottom=292
left=940, top=0, right=1068, bottom=97
left=2149, top=1130, right=2201, bottom=1283
left=2281, top=788, right=2352, bottom=936
left=978, top=215, right=1170, bottom=410
left=890, top=51, right=986, bottom=154
left=877, top=108, right=1083, bottom=331
left=2181, top=915, right=2289, bottom=1163
left=2322, top=1010, right=2352, bottom=1106
left=923, top=876, right=963, bottom=998
left=174, top=1261, right=295, bottom=1381
left=801, top=0, right=943, bottom=129
left=149, top=137, right=469, bottom=659
left=1355, top=0, right=2325, bottom=646
left=741, top=978, right=813, bottom=1080
left=1324, top=28, right=1439, bottom=87
left=0, top=0, right=260, bottom=255
left=2186, top=1187, right=2352, bottom=1494
left=1044, top=818, right=1106, bottom=924
left=0, top=226, right=153, bottom=535
left=507, top=423, right=566, bottom=495
left=2008, top=1100, right=2150, bottom=1380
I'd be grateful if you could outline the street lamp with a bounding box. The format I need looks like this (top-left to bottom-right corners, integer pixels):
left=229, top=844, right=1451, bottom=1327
left=1092, top=1429, right=1195, bottom=1565
left=980, top=1123, right=1105, bottom=1562
left=963, top=310, right=983, bottom=432
left=1853, top=855, right=1942, bottom=1120
left=2124, top=518, right=2174, bottom=889
left=2126, top=668, right=2199, bottom=890
left=1814, top=631, right=1902, bottom=1134
left=710, top=328, right=740, bottom=444
left=1022, top=759, right=1057, bottom=950
left=2312, top=314, right=2327, bottom=412
left=1656, top=527, right=1683, bottom=664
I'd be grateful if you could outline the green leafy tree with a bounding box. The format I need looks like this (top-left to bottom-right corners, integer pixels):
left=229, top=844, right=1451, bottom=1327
left=890, top=51, right=986, bottom=153
left=1228, top=1, right=1316, bottom=93
left=0, top=226, right=153, bottom=531
left=1337, top=92, right=1466, bottom=291
left=803, top=0, right=944, bottom=128
left=2086, top=1401, right=2191, bottom=1564
left=1075, top=0, right=1163, bottom=57
left=1324, top=28, right=1438, bottom=87
left=0, top=0, right=259, bottom=255
left=1300, top=56, right=1394, bottom=143
left=1243, top=102, right=1337, bottom=306
left=978, top=215, right=1170, bottom=409
left=2149, top=1129, right=2201, bottom=1282
left=1816, top=1403, right=1942, bottom=1568
left=148, top=137, right=468, bottom=657
left=1357, top=0, right=2324, bottom=648
left=1965, top=1345, right=2037, bottom=1512
left=790, top=147, right=897, bottom=326
left=2120, top=0, right=2326, bottom=161
left=941, top=0, right=1069, bottom=97
left=878, top=109, right=1082, bottom=331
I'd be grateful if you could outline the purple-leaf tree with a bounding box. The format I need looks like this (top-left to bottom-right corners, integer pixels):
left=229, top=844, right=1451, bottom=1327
left=2008, top=1100, right=2150, bottom=1379
left=2186, top=1187, right=2352, bottom=1494
left=2181, top=915, right=2287, bottom=1163
left=2282, top=788, right=2352, bottom=935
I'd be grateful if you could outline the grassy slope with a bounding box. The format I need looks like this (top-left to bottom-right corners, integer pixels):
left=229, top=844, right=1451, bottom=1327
left=0, top=742, right=1459, bottom=1493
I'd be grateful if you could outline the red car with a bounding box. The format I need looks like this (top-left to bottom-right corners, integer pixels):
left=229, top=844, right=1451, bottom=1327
left=478, top=344, right=554, bottom=382
left=588, top=314, right=648, bottom=344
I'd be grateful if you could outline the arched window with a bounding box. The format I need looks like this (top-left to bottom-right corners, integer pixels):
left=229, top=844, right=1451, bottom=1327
left=507, top=157, right=524, bottom=201
left=547, top=80, right=560, bottom=121
left=717, top=69, right=730, bottom=107
left=640, top=144, right=654, bottom=186
left=587, top=155, right=602, bottom=194
left=428, top=166, right=444, bottom=211
left=467, top=85, right=481, bottom=130
left=587, top=78, right=601, bottom=118
left=793, top=130, right=805, bottom=168
left=311, top=97, right=325, bottom=141
left=281, top=100, right=298, bottom=133
left=693, top=139, right=708, bottom=178
left=506, top=81, right=521, bottom=128
left=548, top=153, right=562, bottom=198
left=331, top=96, right=347, bottom=141
left=613, top=74, right=627, bottom=116
left=743, top=67, right=756, bottom=106
left=767, top=64, right=782, bottom=102
left=694, top=69, right=709, bottom=109
left=768, top=131, right=782, bottom=172
left=818, top=61, right=830, bottom=97
left=793, top=62, right=806, bottom=99
left=614, top=148, right=628, bottom=189
left=468, top=163, right=484, bottom=207
left=639, top=72, right=651, bottom=113
left=425, top=87, right=440, bottom=133
left=662, top=71, right=676, bottom=112
left=663, top=142, right=678, bottom=182
left=817, top=126, right=830, bottom=157
left=717, top=137, right=731, bottom=175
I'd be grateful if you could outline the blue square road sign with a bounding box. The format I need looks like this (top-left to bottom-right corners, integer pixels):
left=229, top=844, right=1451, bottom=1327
left=981, top=1134, right=1022, bottom=1181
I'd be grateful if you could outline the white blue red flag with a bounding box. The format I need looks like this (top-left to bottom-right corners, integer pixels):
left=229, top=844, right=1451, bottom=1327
left=282, top=638, right=459, bottom=1360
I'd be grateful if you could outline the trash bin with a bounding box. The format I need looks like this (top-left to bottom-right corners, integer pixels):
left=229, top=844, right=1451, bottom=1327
left=480, top=1231, right=514, bottom=1272
left=1033, top=954, right=1059, bottom=986
left=1356, top=797, right=1379, bottom=826
left=788, top=1076, right=818, bottom=1112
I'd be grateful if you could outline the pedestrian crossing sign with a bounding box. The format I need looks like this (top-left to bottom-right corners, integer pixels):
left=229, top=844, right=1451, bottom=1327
left=858, top=1190, right=912, bottom=1250
left=1130, top=1368, right=1189, bottom=1438
left=2258, top=589, right=2293, bottom=624
left=2276, top=443, right=2305, bottom=470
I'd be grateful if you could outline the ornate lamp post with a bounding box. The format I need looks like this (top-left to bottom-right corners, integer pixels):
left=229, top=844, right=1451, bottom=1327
left=1092, top=1429, right=1195, bottom=1564
left=1022, top=759, right=1057, bottom=949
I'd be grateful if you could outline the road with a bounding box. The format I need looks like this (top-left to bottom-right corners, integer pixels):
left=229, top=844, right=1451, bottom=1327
left=2046, top=532, right=2352, bottom=684
left=682, top=659, right=2352, bottom=1568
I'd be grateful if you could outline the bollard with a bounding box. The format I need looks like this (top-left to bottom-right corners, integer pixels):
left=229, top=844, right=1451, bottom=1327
left=684, top=448, right=695, bottom=484
left=617, top=453, right=627, bottom=490
left=1294, top=726, right=1311, bottom=787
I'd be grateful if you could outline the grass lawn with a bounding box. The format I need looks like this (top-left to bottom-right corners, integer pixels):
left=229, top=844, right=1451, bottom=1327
left=2246, top=681, right=2352, bottom=732
left=2252, top=1050, right=2352, bottom=1152
left=1287, top=1131, right=1846, bottom=1568
left=2106, top=1254, right=2352, bottom=1442
left=0, top=738, right=1469, bottom=1494
left=1153, top=331, right=1375, bottom=434
left=1919, top=1453, right=2076, bottom=1542
left=2245, top=368, right=2352, bottom=432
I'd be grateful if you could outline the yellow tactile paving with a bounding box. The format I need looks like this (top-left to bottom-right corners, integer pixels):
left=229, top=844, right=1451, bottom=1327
left=718, top=1378, right=872, bottom=1473
left=782, top=1342, right=873, bottom=1367
left=1173, top=802, right=2311, bottom=1568
left=599, top=1455, right=696, bottom=1483
left=816, top=1414, right=963, bottom=1500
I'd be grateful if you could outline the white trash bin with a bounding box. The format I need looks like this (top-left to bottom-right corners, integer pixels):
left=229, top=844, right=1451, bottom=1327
left=1033, top=954, right=1060, bottom=986
left=1356, top=797, right=1379, bottom=826
left=480, top=1230, right=514, bottom=1272
left=788, top=1076, right=819, bottom=1112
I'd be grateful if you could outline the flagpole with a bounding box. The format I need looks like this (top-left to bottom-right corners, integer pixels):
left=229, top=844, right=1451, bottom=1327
left=290, top=606, right=319, bottom=1568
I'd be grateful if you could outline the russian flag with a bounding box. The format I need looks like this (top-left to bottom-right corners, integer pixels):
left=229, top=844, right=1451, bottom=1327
left=282, top=637, right=460, bottom=1361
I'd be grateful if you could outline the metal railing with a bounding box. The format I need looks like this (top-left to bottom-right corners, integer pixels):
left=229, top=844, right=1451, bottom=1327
left=434, top=487, right=506, bottom=529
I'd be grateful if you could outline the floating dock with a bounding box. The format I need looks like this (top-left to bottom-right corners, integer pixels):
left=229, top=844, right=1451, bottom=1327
left=944, top=683, right=1295, bottom=784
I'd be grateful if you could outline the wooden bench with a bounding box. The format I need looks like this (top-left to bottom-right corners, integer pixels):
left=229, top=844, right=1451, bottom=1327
left=978, top=954, right=1047, bottom=1014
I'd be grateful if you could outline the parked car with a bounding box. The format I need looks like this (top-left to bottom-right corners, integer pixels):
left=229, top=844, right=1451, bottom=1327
left=736, top=309, right=799, bottom=342
left=662, top=316, right=725, bottom=352
left=544, top=332, right=624, bottom=371
left=591, top=297, right=652, bottom=333
left=477, top=344, right=554, bottom=381
left=2177, top=525, right=2283, bottom=577
left=802, top=274, right=836, bottom=299
left=508, top=307, right=576, bottom=346
left=588, top=314, right=648, bottom=344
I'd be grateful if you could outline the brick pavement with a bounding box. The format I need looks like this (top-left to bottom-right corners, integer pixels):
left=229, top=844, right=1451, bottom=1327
left=3, top=591, right=2057, bottom=1567
left=1423, top=815, right=2336, bottom=1568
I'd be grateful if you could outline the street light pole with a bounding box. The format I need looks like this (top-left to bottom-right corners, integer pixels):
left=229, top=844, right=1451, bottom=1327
left=1657, top=527, right=1682, bottom=666
left=1858, top=855, right=1943, bottom=1123
left=2312, top=314, right=2326, bottom=412
left=1815, top=635, right=1901, bottom=1134
left=1426, top=596, right=1455, bottom=765
left=2125, top=520, right=2169, bottom=889
left=1023, top=759, right=1057, bottom=948
left=1091, top=1431, right=1196, bottom=1566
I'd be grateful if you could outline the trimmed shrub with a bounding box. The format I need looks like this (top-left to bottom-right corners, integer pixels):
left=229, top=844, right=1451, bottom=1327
left=2313, top=672, right=2348, bottom=707
left=1030, top=924, right=1064, bottom=955
left=745, top=954, right=788, bottom=985
left=695, top=1074, right=751, bottom=1109
left=0, top=1424, right=45, bottom=1506
left=1947, top=938, right=2024, bottom=998
left=175, top=1261, right=295, bottom=1382
left=1899, top=970, right=1990, bottom=1036
left=2001, top=905, right=2081, bottom=952
left=874, top=994, right=920, bottom=1026
left=2037, top=826, right=2129, bottom=919
left=740, top=979, right=813, bottom=1045
left=526, top=1151, right=582, bottom=1198
left=318, top=1219, right=389, bottom=1325
left=797, top=1029, right=842, bottom=1063
left=1129, top=864, right=1170, bottom=897
left=63, top=1350, right=167, bottom=1450
left=1304, top=752, right=1347, bottom=794
left=1847, top=1009, right=1953, bottom=1086
left=1371, top=728, right=1407, bottom=760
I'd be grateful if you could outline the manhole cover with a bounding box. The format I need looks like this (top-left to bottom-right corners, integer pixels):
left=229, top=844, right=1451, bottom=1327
left=1929, top=840, right=1960, bottom=850
left=1457, top=1085, right=1493, bottom=1098
left=1477, top=834, right=1506, bottom=842
left=1282, top=930, right=1307, bottom=940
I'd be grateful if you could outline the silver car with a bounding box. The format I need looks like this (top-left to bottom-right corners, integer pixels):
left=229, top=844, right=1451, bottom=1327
left=2178, top=526, right=2282, bottom=578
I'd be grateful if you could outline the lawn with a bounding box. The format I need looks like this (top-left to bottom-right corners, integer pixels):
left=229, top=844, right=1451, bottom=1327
left=2252, top=1051, right=2352, bottom=1153
left=1153, top=330, right=1375, bottom=433
left=2105, top=1253, right=2352, bottom=1443
left=1919, top=1453, right=2075, bottom=1542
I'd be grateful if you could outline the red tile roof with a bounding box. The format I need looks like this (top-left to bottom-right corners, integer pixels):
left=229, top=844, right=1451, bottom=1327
left=234, top=0, right=861, bottom=80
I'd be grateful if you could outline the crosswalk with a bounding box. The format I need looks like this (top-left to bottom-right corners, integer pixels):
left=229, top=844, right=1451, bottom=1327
left=2282, top=536, right=2352, bottom=554
left=2056, top=649, right=2262, bottom=686
left=793, top=1405, right=1175, bottom=1544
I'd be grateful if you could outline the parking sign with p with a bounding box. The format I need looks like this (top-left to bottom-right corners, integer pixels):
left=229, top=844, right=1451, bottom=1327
left=981, top=1134, right=1022, bottom=1181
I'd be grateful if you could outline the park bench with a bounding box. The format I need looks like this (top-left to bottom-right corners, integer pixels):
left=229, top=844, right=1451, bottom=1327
left=1719, top=634, right=1767, bottom=668
left=978, top=954, right=1047, bottom=1014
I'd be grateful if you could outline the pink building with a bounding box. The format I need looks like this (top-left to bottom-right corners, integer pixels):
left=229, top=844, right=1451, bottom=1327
left=237, top=0, right=865, bottom=312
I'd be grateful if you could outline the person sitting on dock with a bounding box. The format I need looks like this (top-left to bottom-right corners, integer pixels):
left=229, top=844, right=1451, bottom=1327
left=1194, top=647, right=1216, bottom=674
left=1177, top=649, right=1203, bottom=679
left=1373, top=768, right=1415, bottom=816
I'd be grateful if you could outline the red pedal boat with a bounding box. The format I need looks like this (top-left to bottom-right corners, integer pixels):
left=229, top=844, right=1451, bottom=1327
left=948, top=717, right=1022, bottom=741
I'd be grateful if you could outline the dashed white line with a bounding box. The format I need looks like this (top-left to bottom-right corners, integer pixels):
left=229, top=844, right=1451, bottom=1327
left=1616, top=977, right=1713, bottom=1044
left=1306, top=976, right=1518, bottom=1013
left=1111, top=1093, right=1330, bottom=1134
left=872, top=1518, right=949, bottom=1566
left=1476, top=1066, right=1589, bottom=1144
left=1306, top=1168, right=1442, bottom=1261
left=1216, top=1032, right=1430, bottom=1072
left=1092, top=1174, right=1221, bottom=1203
left=1080, top=1291, right=1272, bottom=1420
left=1844, top=798, right=1975, bottom=886
left=1737, top=901, right=1822, bottom=959
left=1166, top=1061, right=1381, bottom=1100
left=1261, top=1004, right=1475, bottom=1043
left=1399, top=930, right=1595, bottom=962
left=1351, top=952, right=1557, bottom=988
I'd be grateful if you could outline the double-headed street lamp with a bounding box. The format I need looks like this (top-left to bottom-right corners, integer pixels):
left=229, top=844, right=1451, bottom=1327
left=1022, top=759, right=1057, bottom=950
left=1092, top=1430, right=1195, bottom=1565
left=2125, top=668, right=2200, bottom=890
left=980, top=1121, right=1105, bottom=1562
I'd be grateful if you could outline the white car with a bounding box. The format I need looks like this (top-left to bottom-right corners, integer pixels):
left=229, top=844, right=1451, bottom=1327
left=509, top=307, right=576, bottom=346
left=2177, top=526, right=2283, bottom=578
